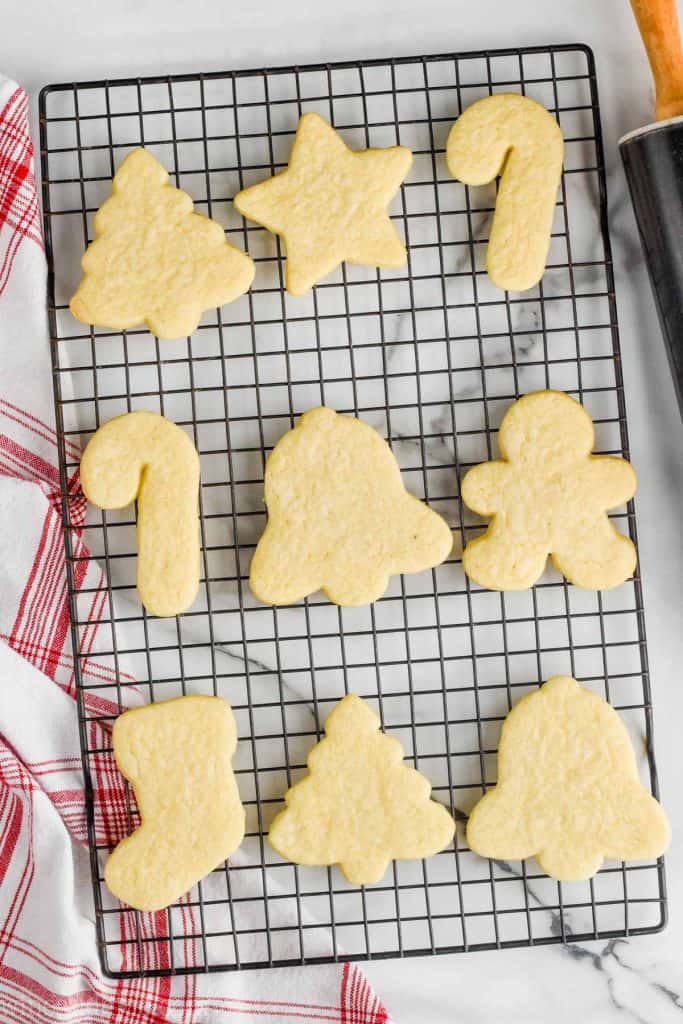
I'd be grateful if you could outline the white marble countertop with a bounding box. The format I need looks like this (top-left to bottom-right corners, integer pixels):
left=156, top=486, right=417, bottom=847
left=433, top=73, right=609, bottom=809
left=3, top=1, right=683, bottom=1020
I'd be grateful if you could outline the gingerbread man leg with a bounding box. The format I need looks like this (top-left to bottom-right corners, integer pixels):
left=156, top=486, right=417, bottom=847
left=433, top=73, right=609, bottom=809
left=463, top=524, right=549, bottom=591
left=551, top=515, right=636, bottom=590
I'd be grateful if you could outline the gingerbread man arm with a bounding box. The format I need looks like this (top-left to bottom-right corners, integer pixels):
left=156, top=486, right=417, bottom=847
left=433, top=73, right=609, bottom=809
left=580, top=455, right=637, bottom=510
left=463, top=517, right=550, bottom=591
left=460, top=461, right=511, bottom=516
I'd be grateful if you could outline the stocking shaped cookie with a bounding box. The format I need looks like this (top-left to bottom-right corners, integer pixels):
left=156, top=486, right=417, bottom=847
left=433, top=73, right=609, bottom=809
left=466, top=676, right=670, bottom=881
left=249, top=406, right=452, bottom=606
left=80, top=410, right=200, bottom=616
left=70, top=147, right=254, bottom=338
left=461, top=390, right=637, bottom=590
left=269, top=694, right=455, bottom=884
left=105, top=695, right=245, bottom=911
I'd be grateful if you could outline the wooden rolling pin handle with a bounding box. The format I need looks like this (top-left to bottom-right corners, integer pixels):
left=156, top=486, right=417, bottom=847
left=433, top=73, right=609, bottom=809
left=630, top=0, right=683, bottom=119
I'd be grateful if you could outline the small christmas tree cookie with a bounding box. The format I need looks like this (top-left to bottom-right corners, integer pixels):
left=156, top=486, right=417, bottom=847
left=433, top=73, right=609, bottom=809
left=70, top=147, right=254, bottom=338
left=249, top=406, right=452, bottom=606
left=466, top=676, right=669, bottom=881
left=105, top=695, right=245, bottom=911
left=269, top=694, right=455, bottom=884
left=234, top=112, right=412, bottom=294
left=461, top=390, right=637, bottom=591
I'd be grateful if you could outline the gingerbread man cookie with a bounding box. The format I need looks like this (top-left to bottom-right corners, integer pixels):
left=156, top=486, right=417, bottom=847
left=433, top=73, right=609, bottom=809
left=461, top=390, right=637, bottom=590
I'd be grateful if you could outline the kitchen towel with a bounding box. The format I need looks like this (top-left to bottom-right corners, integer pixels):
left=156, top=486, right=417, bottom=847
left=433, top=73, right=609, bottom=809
left=0, top=73, right=393, bottom=1024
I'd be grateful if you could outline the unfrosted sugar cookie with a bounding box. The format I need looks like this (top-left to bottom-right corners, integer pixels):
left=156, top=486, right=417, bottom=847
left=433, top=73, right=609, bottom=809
left=70, top=147, right=254, bottom=338
left=269, top=694, right=455, bottom=884
left=249, top=407, right=452, bottom=606
left=234, top=112, right=412, bottom=294
left=446, top=93, right=563, bottom=292
left=80, top=410, right=200, bottom=617
left=105, top=695, right=245, bottom=911
left=466, top=676, right=670, bottom=881
left=461, top=390, right=637, bottom=591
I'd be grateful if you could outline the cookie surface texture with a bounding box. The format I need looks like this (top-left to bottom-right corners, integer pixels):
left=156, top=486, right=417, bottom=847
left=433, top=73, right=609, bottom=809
left=80, top=410, right=200, bottom=617
left=105, top=695, right=245, bottom=911
left=466, top=676, right=669, bottom=881
left=461, top=390, right=637, bottom=590
left=234, top=112, right=412, bottom=294
left=269, top=693, right=455, bottom=884
left=69, top=147, right=254, bottom=338
left=249, top=406, right=452, bottom=605
left=446, top=93, right=563, bottom=291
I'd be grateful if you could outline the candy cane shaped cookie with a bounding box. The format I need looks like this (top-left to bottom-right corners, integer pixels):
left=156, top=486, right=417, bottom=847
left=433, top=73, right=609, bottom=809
left=446, top=94, right=564, bottom=292
left=80, top=411, right=200, bottom=617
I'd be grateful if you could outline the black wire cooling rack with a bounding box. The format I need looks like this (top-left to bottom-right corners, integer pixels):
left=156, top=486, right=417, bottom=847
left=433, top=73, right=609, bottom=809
left=39, top=43, right=667, bottom=979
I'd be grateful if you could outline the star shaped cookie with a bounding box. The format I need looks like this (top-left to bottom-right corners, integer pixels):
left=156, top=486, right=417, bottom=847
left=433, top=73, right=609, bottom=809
left=234, top=112, right=412, bottom=294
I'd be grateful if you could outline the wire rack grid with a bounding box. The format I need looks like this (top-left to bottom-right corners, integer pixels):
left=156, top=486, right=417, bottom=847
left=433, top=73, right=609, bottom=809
left=39, top=42, right=666, bottom=979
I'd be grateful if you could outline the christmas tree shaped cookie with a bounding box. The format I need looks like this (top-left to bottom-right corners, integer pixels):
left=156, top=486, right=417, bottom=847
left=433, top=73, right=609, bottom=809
left=269, top=694, right=455, bottom=884
left=234, top=112, right=412, bottom=294
left=461, top=390, right=637, bottom=591
left=249, top=406, right=452, bottom=606
left=70, top=147, right=254, bottom=338
left=105, top=695, right=245, bottom=911
left=466, top=676, right=669, bottom=881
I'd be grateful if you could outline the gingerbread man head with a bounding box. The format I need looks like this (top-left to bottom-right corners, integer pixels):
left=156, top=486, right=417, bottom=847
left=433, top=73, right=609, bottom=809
left=461, top=390, right=637, bottom=591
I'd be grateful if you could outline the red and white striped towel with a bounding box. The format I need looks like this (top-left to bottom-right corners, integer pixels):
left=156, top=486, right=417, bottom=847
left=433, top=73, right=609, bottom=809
left=0, top=74, right=393, bottom=1024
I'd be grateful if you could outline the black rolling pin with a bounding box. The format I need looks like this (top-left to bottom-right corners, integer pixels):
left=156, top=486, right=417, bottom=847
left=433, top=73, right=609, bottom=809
left=620, top=0, right=683, bottom=417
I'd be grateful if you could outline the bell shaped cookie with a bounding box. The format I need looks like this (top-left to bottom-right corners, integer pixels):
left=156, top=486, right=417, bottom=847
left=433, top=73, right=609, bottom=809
left=234, top=112, right=412, bottom=294
left=105, top=695, right=245, bottom=911
left=70, top=147, right=254, bottom=338
left=461, top=390, right=637, bottom=590
left=466, top=676, right=669, bottom=881
left=249, top=407, right=453, bottom=606
left=269, top=694, right=455, bottom=884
